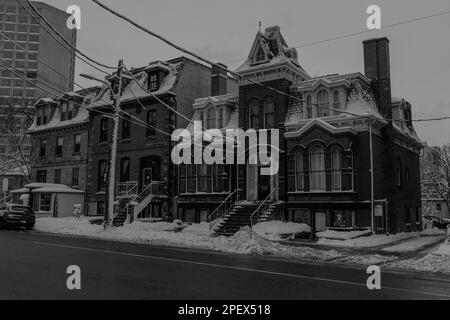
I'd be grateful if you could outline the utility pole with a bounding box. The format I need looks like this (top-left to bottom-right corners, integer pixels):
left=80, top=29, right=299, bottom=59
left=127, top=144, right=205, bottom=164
left=106, top=59, right=124, bottom=228
left=369, top=118, right=375, bottom=232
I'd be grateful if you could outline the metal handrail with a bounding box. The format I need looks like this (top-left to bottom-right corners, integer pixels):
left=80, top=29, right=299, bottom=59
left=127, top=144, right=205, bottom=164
left=250, top=188, right=279, bottom=229
left=208, top=188, right=241, bottom=230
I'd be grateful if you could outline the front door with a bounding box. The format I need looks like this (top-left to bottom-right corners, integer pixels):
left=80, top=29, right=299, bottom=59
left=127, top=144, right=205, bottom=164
left=315, top=211, right=327, bottom=232
left=258, top=169, right=271, bottom=200
left=142, top=168, right=152, bottom=189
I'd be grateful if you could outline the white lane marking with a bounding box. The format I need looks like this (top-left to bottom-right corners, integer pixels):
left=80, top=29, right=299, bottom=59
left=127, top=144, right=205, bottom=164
left=32, top=240, right=450, bottom=299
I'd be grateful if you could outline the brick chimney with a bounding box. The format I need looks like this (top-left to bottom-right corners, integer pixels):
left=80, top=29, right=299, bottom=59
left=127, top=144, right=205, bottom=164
left=211, top=63, right=228, bottom=96
left=363, top=37, right=392, bottom=120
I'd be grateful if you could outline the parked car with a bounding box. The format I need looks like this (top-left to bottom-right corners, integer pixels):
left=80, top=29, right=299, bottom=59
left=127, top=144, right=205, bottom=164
left=0, top=204, right=35, bottom=230
left=424, top=215, right=450, bottom=230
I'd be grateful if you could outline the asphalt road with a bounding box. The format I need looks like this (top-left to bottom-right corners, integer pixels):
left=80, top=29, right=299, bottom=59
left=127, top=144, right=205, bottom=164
left=0, top=230, right=449, bottom=300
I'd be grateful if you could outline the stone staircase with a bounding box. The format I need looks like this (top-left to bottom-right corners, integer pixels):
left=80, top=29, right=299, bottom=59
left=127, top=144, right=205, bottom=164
left=213, top=202, right=278, bottom=236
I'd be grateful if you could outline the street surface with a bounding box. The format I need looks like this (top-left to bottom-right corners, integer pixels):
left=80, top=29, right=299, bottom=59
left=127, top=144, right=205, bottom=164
left=0, top=230, right=449, bottom=300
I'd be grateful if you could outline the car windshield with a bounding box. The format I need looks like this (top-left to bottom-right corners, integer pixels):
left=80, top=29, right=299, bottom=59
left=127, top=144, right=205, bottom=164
left=10, top=206, right=31, bottom=213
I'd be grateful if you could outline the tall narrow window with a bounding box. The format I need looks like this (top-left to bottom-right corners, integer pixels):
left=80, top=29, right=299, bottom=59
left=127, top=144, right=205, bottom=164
left=60, top=102, right=68, bottom=121
left=317, top=90, right=330, bottom=117
left=98, top=160, right=107, bottom=192
left=333, top=90, right=340, bottom=111
left=99, top=118, right=108, bottom=143
left=310, top=146, right=326, bottom=191
left=249, top=100, right=260, bottom=129
left=179, top=164, right=187, bottom=194
left=56, top=137, right=63, bottom=158
left=331, top=148, right=342, bottom=191
left=306, top=95, right=312, bottom=119
left=218, top=108, right=224, bottom=128
left=396, top=157, right=402, bottom=187
left=67, top=103, right=74, bottom=120
left=120, top=158, right=130, bottom=182
left=197, top=164, right=208, bottom=192
left=146, top=110, right=156, bottom=137
left=121, top=115, right=131, bottom=140
left=263, top=97, right=275, bottom=129
left=206, top=107, right=215, bottom=129
left=295, top=150, right=304, bottom=191
left=72, top=167, right=80, bottom=188
left=148, top=73, right=159, bottom=91
left=54, top=169, right=61, bottom=184
left=39, top=139, right=47, bottom=157
left=73, top=134, right=81, bottom=153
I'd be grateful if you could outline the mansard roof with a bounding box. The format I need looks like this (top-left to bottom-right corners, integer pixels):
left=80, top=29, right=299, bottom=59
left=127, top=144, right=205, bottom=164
left=236, top=26, right=310, bottom=80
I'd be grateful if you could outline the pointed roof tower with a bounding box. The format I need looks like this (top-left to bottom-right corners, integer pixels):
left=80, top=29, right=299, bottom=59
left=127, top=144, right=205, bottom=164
left=237, top=26, right=311, bottom=83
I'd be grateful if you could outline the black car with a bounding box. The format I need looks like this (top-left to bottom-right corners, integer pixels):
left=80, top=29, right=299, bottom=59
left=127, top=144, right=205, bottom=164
left=0, top=204, right=35, bottom=230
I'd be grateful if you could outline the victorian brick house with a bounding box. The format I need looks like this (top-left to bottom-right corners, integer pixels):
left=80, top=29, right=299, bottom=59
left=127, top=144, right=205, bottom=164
left=176, top=26, right=422, bottom=235
left=86, top=56, right=237, bottom=219
left=27, top=86, right=100, bottom=213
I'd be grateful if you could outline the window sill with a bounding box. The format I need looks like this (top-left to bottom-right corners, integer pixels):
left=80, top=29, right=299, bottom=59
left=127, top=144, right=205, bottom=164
left=121, top=138, right=131, bottom=143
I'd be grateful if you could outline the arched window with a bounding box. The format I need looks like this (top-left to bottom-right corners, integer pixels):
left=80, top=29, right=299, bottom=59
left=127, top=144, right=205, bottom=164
left=317, top=90, right=329, bottom=117
left=331, top=148, right=342, bottom=191
left=249, top=100, right=260, bottom=129
left=310, top=146, right=326, bottom=191
left=295, top=150, right=304, bottom=191
left=206, top=107, right=215, bottom=129
left=306, top=95, right=312, bottom=119
left=263, top=98, right=275, bottom=128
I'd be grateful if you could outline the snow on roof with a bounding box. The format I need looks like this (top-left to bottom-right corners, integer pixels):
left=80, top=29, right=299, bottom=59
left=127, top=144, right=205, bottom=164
left=344, top=81, right=384, bottom=119
left=27, top=89, right=97, bottom=133
left=25, top=183, right=71, bottom=189
left=90, top=61, right=181, bottom=108
left=32, top=187, right=85, bottom=194
left=10, top=188, right=29, bottom=194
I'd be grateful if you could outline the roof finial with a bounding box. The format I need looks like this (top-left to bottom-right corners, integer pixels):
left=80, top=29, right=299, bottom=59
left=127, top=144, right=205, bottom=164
left=259, top=21, right=262, bottom=32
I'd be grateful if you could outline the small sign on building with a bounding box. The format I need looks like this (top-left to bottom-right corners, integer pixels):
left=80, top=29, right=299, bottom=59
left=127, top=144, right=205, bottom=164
left=374, top=204, right=383, bottom=217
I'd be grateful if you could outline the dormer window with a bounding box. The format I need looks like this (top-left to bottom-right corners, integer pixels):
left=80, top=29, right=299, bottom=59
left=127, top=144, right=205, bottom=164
left=60, top=102, right=68, bottom=121
left=255, top=47, right=266, bottom=63
left=37, top=107, right=43, bottom=125
left=148, top=73, right=159, bottom=91
left=68, top=103, right=74, bottom=120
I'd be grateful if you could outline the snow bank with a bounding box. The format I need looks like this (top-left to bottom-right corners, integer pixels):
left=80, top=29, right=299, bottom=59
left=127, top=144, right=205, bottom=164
left=316, top=229, right=372, bottom=241
left=318, top=231, right=423, bottom=248
left=434, top=243, right=450, bottom=256
left=387, top=254, right=450, bottom=274
left=253, top=221, right=310, bottom=240
left=381, top=235, right=446, bottom=253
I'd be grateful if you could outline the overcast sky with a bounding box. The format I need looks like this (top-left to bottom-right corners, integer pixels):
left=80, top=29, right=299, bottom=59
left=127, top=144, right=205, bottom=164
left=44, top=0, right=450, bottom=146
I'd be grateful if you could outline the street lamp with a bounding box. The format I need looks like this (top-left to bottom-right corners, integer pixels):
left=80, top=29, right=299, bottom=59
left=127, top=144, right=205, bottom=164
left=80, top=60, right=124, bottom=229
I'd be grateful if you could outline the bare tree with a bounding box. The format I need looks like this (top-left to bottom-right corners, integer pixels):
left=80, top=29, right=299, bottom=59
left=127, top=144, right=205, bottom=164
left=0, top=105, right=34, bottom=183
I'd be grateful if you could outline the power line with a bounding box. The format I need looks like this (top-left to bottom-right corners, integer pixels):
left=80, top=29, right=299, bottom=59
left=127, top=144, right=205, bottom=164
left=16, top=0, right=111, bottom=75
left=23, top=0, right=115, bottom=71
left=93, top=0, right=450, bottom=126
left=0, top=60, right=169, bottom=136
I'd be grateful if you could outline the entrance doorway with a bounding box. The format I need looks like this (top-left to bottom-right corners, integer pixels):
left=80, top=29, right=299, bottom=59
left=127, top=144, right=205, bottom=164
left=315, top=211, right=327, bottom=232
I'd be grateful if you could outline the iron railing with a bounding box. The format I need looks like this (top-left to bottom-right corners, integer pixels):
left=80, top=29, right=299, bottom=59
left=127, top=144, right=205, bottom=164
left=250, top=188, right=279, bottom=229
left=208, top=188, right=241, bottom=230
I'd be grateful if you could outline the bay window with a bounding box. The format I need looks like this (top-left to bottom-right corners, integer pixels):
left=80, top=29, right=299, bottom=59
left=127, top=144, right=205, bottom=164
left=309, top=146, right=326, bottom=191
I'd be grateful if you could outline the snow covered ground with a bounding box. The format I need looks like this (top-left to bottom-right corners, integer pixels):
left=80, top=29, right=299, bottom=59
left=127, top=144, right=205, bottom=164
left=253, top=221, right=310, bottom=240
left=317, top=229, right=446, bottom=248
left=34, top=218, right=450, bottom=275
